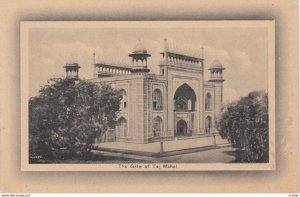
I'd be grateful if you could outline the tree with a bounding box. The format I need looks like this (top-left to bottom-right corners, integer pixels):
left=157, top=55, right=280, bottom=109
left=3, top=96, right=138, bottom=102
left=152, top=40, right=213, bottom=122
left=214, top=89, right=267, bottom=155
left=29, top=78, right=122, bottom=161
left=217, top=91, right=268, bottom=162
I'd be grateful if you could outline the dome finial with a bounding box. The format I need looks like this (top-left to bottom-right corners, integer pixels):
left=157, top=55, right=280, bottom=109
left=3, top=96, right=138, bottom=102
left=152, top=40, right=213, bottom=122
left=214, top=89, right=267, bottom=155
left=132, top=39, right=147, bottom=54
left=211, top=59, right=223, bottom=68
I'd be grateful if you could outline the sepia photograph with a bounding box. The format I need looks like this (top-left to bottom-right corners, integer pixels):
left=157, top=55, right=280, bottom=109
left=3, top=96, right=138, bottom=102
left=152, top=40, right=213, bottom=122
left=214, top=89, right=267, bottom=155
left=21, top=21, right=275, bottom=171
left=1, top=0, right=298, bottom=193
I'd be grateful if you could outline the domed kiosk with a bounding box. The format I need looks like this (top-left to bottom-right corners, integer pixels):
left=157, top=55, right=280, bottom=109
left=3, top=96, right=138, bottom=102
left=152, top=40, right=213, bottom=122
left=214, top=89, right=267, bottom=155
left=128, top=40, right=151, bottom=73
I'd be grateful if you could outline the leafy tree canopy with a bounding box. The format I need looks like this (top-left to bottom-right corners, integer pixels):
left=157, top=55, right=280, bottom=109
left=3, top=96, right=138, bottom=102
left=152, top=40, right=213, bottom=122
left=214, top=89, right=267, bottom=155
left=217, top=91, right=268, bottom=162
left=29, top=78, right=122, bottom=161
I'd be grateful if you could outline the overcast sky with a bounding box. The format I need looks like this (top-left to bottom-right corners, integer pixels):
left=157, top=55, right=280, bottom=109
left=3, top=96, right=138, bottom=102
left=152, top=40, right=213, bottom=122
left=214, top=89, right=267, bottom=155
left=28, top=23, right=269, bottom=103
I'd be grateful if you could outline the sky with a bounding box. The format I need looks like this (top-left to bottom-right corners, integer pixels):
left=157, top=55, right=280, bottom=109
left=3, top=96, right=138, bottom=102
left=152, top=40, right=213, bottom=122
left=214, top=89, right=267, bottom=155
left=28, top=23, right=269, bottom=103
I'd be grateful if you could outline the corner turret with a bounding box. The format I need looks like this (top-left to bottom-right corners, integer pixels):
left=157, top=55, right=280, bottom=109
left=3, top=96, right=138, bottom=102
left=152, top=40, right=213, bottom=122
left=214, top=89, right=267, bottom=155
left=128, top=40, right=151, bottom=73
left=209, top=59, right=225, bottom=117
left=64, top=62, right=81, bottom=80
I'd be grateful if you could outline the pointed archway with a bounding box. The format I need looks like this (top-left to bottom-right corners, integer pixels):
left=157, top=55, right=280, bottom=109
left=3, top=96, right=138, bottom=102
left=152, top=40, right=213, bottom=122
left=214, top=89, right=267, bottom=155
left=176, top=119, right=188, bottom=137
left=173, top=83, right=196, bottom=137
left=205, top=116, right=212, bottom=133
left=174, top=83, right=197, bottom=111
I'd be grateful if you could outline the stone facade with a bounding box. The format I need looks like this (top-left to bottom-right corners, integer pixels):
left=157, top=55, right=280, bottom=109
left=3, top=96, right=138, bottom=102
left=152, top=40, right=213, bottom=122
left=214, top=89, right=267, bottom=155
left=89, top=39, right=225, bottom=143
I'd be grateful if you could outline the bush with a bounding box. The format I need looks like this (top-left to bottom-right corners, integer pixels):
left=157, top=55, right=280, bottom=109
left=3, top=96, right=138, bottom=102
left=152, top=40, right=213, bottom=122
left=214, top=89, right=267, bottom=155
left=217, top=91, right=268, bottom=162
left=29, top=78, right=121, bottom=161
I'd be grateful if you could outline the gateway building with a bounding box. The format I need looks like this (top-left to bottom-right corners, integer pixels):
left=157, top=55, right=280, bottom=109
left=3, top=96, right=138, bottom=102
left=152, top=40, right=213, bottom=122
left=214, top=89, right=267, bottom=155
left=65, top=39, right=225, bottom=143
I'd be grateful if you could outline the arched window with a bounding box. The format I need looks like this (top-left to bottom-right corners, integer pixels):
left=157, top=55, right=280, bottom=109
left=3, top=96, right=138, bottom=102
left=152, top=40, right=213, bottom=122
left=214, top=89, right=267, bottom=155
left=120, top=89, right=127, bottom=110
left=117, top=117, right=128, bottom=137
left=153, top=89, right=163, bottom=110
left=153, top=116, right=163, bottom=137
left=175, top=96, right=188, bottom=111
left=205, top=116, right=212, bottom=133
left=205, top=93, right=212, bottom=110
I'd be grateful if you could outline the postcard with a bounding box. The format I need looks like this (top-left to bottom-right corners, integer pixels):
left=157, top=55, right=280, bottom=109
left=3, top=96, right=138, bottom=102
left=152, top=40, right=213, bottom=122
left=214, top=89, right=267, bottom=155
left=21, top=21, right=275, bottom=171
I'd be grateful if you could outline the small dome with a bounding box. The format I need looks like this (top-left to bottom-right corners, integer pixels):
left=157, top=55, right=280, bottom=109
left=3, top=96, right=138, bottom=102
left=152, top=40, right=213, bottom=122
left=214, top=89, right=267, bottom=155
left=211, top=59, right=223, bottom=68
left=132, top=40, right=148, bottom=54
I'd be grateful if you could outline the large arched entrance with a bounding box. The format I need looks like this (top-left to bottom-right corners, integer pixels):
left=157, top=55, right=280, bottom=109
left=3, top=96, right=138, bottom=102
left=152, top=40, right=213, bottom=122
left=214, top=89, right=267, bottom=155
left=174, top=83, right=196, bottom=111
left=176, top=120, right=188, bottom=137
left=174, top=83, right=197, bottom=137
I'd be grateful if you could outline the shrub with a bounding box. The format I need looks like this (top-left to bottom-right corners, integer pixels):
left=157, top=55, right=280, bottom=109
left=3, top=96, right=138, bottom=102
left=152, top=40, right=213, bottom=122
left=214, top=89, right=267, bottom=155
left=217, top=91, right=268, bottom=162
left=29, top=78, right=121, bottom=161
